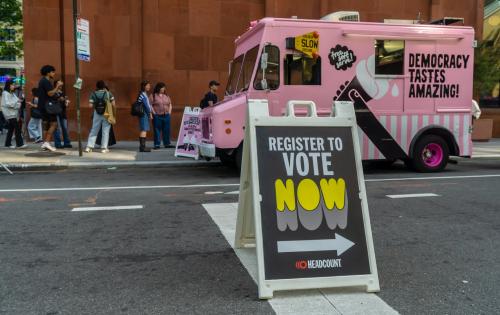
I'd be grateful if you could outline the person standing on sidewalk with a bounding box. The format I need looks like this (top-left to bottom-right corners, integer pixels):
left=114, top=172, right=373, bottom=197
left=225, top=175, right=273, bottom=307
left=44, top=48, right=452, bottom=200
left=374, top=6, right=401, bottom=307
left=1, top=79, right=27, bottom=149
left=0, top=87, right=6, bottom=134
left=37, top=65, right=62, bottom=152
left=137, top=80, right=153, bottom=152
left=200, top=80, right=220, bottom=109
left=27, top=88, right=43, bottom=143
left=52, top=79, right=72, bottom=149
left=85, top=80, right=115, bottom=153
left=149, top=82, right=174, bottom=149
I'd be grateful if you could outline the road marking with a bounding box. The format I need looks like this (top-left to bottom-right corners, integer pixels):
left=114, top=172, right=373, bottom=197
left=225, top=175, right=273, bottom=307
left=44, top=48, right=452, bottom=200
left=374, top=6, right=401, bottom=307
left=386, top=193, right=439, bottom=199
left=2, top=173, right=500, bottom=193
left=202, top=202, right=398, bottom=315
left=472, top=154, right=500, bottom=158
left=71, top=205, right=143, bottom=212
left=204, top=191, right=224, bottom=195
left=0, top=183, right=240, bottom=193
left=365, top=174, right=500, bottom=182
left=225, top=190, right=240, bottom=194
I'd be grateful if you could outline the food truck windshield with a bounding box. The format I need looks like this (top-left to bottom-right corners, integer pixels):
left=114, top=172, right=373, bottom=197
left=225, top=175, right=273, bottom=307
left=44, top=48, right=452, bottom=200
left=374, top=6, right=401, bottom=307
left=225, top=45, right=259, bottom=95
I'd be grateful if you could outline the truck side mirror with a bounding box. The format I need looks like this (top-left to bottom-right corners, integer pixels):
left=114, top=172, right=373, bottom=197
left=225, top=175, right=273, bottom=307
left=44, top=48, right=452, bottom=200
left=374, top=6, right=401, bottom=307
left=260, top=52, right=268, bottom=70
left=260, top=79, right=268, bottom=90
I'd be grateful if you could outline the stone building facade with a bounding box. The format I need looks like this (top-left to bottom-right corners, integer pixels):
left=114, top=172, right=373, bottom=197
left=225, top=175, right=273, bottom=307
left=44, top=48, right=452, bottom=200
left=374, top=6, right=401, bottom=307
left=23, top=0, right=484, bottom=140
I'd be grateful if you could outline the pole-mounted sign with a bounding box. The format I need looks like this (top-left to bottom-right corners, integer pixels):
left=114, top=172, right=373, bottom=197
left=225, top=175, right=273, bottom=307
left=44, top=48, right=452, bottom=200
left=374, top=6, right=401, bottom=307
left=235, top=99, right=379, bottom=299
left=76, top=18, right=90, bottom=62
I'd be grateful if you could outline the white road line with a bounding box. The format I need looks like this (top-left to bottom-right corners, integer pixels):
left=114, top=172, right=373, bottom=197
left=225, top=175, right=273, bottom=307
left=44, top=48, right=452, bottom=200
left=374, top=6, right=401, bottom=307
left=386, top=193, right=439, bottom=199
left=204, top=191, right=224, bottom=195
left=365, top=174, right=500, bottom=182
left=2, top=174, right=500, bottom=193
left=71, top=205, right=143, bottom=212
left=202, top=202, right=398, bottom=315
left=0, top=183, right=240, bottom=193
left=225, top=190, right=240, bottom=195
left=472, top=154, right=500, bottom=158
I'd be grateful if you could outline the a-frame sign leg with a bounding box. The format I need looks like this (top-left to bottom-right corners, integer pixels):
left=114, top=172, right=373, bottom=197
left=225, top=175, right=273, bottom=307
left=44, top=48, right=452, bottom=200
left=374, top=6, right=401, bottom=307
left=235, top=116, right=256, bottom=248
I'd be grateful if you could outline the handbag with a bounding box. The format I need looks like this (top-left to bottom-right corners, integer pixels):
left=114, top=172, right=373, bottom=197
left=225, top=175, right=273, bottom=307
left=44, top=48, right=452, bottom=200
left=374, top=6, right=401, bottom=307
left=45, top=100, right=63, bottom=115
left=130, top=94, right=145, bottom=117
left=103, top=92, right=116, bottom=124
left=30, top=107, right=43, bottom=119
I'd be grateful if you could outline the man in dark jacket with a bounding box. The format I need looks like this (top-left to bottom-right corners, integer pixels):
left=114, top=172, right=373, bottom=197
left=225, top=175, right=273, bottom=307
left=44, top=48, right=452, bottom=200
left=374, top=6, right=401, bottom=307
left=200, top=80, right=220, bottom=109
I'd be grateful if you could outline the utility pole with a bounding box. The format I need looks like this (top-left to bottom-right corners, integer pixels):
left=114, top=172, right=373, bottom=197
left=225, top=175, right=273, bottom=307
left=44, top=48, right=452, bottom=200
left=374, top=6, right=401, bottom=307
left=72, top=0, right=83, bottom=156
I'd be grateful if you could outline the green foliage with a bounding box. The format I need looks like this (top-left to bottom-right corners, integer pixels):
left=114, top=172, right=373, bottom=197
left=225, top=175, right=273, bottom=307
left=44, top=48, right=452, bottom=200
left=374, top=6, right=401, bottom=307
left=0, top=0, right=23, bottom=59
left=474, top=41, right=500, bottom=98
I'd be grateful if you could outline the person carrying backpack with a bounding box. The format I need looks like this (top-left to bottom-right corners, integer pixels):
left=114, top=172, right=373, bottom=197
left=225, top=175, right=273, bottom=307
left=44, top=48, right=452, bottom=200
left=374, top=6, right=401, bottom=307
left=84, top=80, right=115, bottom=153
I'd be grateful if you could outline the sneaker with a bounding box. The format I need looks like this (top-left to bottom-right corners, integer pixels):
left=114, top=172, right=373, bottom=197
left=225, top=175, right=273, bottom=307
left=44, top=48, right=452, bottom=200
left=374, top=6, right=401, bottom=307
left=63, top=144, right=73, bottom=148
left=41, top=142, right=56, bottom=152
left=55, top=145, right=64, bottom=149
left=84, top=147, right=92, bottom=153
left=101, top=148, right=109, bottom=153
left=164, top=144, right=175, bottom=148
left=6, top=145, right=15, bottom=149
left=35, top=138, right=44, bottom=144
left=153, top=146, right=160, bottom=150
left=16, top=144, right=28, bottom=149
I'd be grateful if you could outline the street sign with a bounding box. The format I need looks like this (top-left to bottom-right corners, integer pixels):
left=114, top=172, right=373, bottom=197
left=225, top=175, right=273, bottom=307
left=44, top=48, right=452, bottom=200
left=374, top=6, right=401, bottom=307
left=76, top=18, right=90, bottom=62
left=235, top=100, right=379, bottom=299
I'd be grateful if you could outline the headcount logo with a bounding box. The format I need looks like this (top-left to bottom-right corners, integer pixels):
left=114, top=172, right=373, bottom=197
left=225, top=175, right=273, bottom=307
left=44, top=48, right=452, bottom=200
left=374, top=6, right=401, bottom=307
left=408, top=53, right=470, bottom=98
left=267, top=136, right=348, bottom=232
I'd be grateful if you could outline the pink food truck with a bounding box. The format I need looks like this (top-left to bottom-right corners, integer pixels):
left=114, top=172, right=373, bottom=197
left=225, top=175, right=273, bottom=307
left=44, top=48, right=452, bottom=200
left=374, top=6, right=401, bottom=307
left=198, top=13, right=475, bottom=172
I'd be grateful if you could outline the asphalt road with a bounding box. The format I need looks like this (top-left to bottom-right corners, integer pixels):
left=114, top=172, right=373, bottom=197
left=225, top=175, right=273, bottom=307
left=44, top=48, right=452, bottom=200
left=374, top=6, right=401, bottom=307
left=0, top=159, right=499, bottom=314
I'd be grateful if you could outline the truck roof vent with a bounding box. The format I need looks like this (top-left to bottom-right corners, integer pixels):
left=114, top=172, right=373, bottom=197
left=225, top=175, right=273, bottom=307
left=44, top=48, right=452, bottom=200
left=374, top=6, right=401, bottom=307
left=321, top=11, right=360, bottom=22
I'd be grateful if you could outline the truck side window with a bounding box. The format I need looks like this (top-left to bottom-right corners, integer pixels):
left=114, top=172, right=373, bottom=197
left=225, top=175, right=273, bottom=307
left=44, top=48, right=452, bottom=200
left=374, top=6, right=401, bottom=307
left=254, top=45, right=280, bottom=90
left=375, top=40, right=404, bottom=75
left=284, top=54, right=321, bottom=85
left=226, top=54, right=244, bottom=95
left=237, top=45, right=259, bottom=92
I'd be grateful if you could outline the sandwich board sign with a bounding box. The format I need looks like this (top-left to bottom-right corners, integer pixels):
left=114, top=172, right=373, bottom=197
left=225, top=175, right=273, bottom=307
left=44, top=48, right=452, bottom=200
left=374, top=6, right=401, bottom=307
left=235, top=99, right=379, bottom=299
left=175, top=107, right=202, bottom=160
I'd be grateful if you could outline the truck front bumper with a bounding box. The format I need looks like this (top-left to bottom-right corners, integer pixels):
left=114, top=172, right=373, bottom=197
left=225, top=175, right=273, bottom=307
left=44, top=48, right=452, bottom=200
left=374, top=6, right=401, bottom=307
left=199, top=143, right=216, bottom=158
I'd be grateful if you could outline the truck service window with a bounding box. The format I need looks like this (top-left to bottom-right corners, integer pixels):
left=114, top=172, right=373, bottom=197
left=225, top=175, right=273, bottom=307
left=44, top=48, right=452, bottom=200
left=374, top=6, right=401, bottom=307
left=254, top=45, right=280, bottom=90
left=375, top=40, right=405, bottom=75
left=284, top=54, right=321, bottom=85
left=237, top=45, right=259, bottom=92
left=226, top=54, right=244, bottom=95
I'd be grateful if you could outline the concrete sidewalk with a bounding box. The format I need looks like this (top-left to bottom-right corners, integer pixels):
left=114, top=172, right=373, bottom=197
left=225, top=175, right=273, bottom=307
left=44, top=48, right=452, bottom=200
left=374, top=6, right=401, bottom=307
left=0, top=133, right=215, bottom=169
left=1, top=130, right=500, bottom=170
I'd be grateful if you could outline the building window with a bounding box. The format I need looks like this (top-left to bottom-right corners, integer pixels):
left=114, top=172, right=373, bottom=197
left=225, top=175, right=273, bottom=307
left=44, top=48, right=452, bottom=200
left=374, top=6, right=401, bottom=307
left=375, top=40, right=405, bottom=75
left=284, top=54, right=321, bottom=85
left=0, top=29, right=16, bottom=42
left=254, top=45, right=280, bottom=90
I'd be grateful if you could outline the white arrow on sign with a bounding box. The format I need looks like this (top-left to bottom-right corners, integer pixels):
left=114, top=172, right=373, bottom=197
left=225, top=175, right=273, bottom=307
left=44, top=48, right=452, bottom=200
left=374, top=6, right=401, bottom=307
left=277, top=233, right=355, bottom=256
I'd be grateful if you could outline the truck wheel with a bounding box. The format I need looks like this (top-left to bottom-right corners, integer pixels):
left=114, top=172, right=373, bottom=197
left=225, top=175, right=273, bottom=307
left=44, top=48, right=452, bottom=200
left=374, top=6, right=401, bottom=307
left=219, top=150, right=235, bottom=167
left=411, top=135, right=449, bottom=172
left=235, top=142, right=243, bottom=171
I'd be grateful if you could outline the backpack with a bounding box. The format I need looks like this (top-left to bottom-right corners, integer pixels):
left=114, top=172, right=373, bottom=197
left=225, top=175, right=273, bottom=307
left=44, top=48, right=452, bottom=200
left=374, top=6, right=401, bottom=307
left=131, top=94, right=145, bottom=117
left=200, top=94, right=208, bottom=109
left=94, top=92, right=107, bottom=115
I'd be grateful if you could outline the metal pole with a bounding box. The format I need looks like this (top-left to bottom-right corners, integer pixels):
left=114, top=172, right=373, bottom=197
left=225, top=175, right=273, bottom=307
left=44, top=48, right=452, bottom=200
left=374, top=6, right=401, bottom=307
left=72, top=0, right=82, bottom=157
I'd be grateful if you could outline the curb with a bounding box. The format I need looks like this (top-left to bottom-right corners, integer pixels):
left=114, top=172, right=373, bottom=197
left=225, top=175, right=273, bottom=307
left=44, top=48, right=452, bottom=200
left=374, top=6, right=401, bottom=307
left=1, top=159, right=220, bottom=171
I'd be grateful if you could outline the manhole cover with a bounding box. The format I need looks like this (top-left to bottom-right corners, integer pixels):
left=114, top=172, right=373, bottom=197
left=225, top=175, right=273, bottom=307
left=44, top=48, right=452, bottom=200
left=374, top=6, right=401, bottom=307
left=25, top=152, right=66, bottom=157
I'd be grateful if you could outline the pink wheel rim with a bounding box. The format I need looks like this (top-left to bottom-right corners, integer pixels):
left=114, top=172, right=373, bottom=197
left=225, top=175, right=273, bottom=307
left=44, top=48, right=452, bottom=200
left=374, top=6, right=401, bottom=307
left=422, top=143, right=443, bottom=167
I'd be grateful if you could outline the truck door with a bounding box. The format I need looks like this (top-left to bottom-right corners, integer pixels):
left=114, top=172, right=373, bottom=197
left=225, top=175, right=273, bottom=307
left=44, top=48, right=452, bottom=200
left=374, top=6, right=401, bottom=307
left=251, top=44, right=281, bottom=116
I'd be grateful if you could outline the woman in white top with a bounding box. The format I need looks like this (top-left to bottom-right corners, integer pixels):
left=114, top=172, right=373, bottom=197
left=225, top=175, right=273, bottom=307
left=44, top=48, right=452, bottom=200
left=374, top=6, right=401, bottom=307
left=1, top=80, right=27, bottom=149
